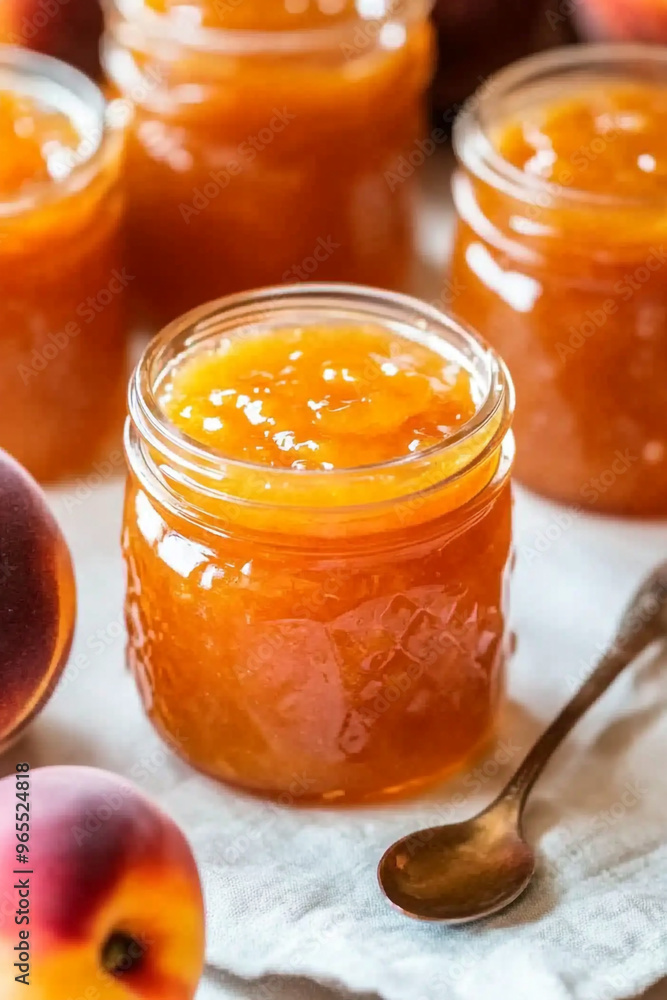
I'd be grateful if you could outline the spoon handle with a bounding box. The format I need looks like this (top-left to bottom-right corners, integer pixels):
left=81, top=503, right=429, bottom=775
left=500, top=567, right=667, bottom=810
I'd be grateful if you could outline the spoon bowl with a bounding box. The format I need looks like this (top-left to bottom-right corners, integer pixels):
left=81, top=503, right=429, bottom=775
left=379, top=801, right=535, bottom=922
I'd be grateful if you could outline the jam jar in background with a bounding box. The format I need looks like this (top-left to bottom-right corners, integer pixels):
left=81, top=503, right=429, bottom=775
left=0, top=45, right=128, bottom=482
left=450, top=44, right=667, bottom=516
left=103, top=0, right=435, bottom=332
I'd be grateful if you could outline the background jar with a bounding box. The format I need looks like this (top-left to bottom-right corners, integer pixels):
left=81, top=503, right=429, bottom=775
left=103, top=0, right=435, bottom=332
left=0, top=46, right=127, bottom=483
left=450, top=45, right=667, bottom=516
left=123, top=284, right=515, bottom=804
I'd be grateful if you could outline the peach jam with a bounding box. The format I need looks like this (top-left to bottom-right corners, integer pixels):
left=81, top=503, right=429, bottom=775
left=451, top=45, right=667, bottom=515
left=0, top=46, right=127, bottom=483
left=123, top=284, right=514, bottom=803
left=103, top=0, right=434, bottom=330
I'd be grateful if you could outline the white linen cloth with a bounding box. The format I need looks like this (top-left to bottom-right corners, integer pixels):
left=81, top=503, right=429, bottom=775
left=6, top=478, right=666, bottom=1000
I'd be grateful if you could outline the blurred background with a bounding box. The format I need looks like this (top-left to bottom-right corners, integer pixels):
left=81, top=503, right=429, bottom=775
left=2, top=0, right=667, bottom=110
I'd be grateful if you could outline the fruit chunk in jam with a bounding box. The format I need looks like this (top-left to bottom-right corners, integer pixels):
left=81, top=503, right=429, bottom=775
left=123, top=314, right=513, bottom=802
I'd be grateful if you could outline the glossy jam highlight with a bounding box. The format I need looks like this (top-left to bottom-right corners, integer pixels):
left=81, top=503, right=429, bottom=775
left=160, top=324, right=478, bottom=470
left=498, top=83, right=667, bottom=197
left=0, top=57, right=127, bottom=482
left=123, top=299, right=514, bottom=803
left=452, top=70, right=667, bottom=516
left=104, top=0, right=434, bottom=330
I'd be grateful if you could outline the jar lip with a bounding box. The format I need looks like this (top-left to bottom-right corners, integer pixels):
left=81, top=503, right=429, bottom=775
left=0, top=45, right=120, bottom=217
left=130, top=283, right=513, bottom=493
left=454, top=42, right=667, bottom=211
left=108, top=0, right=433, bottom=55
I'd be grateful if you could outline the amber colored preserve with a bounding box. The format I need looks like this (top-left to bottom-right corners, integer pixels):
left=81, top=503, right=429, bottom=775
left=451, top=45, right=667, bottom=515
left=122, top=285, right=515, bottom=803
left=0, top=47, right=127, bottom=483
left=103, top=0, right=434, bottom=331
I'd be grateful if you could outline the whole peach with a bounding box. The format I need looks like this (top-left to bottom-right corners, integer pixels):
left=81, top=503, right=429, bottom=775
left=0, top=0, right=103, bottom=79
left=0, top=766, right=206, bottom=998
left=576, top=0, right=667, bottom=41
left=0, top=448, right=76, bottom=754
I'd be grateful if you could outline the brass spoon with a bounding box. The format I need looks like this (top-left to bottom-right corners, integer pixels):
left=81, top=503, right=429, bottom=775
left=378, top=563, right=667, bottom=923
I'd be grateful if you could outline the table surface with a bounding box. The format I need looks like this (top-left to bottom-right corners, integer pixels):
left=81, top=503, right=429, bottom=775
left=4, top=150, right=666, bottom=1000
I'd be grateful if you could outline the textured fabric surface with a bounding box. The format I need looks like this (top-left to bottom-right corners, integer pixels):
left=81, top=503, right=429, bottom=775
left=3, top=479, right=665, bottom=1000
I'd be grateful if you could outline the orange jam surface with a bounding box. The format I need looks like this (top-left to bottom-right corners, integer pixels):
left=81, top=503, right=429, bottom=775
left=160, top=325, right=478, bottom=470
left=106, top=0, right=434, bottom=329
left=123, top=319, right=513, bottom=803
left=498, top=84, right=667, bottom=197
left=0, top=78, right=127, bottom=482
left=451, top=81, right=667, bottom=515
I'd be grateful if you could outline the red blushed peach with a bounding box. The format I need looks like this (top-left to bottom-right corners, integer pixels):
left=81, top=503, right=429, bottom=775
left=0, top=448, right=76, bottom=754
left=0, top=766, right=205, bottom=999
left=0, top=0, right=103, bottom=79
left=576, top=0, right=667, bottom=41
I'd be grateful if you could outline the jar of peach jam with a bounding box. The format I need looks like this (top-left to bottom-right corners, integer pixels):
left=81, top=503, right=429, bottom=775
left=0, top=46, right=128, bottom=483
left=102, top=0, right=435, bottom=331
left=122, top=284, right=515, bottom=803
left=450, top=45, right=667, bottom=516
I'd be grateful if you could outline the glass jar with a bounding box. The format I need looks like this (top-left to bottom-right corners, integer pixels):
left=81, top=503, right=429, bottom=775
left=450, top=44, right=667, bottom=516
left=0, top=46, right=127, bottom=483
left=122, top=283, right=515, bottom=804
left=102, top=0, right=435, bottom=332
left=574, top=0, right=667, bottom=44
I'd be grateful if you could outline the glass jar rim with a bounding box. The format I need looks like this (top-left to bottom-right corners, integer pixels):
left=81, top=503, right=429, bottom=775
left=0, top=45, right=121, bottom=218
left=107, top=0, right=433, bottom=55
left=127, top=283, right=514, bottom=521
left=453, top=42, right=667, bottom=211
